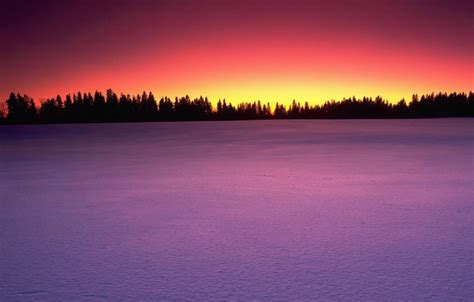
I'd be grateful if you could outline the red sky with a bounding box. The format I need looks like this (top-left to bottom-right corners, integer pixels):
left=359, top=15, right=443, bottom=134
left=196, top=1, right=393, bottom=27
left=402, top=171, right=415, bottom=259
left=1, top=0, right=473, bottom=105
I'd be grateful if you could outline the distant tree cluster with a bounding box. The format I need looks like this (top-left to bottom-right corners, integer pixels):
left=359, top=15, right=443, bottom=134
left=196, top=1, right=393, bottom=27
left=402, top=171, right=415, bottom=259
left=1, top=90, right=472, bottom=124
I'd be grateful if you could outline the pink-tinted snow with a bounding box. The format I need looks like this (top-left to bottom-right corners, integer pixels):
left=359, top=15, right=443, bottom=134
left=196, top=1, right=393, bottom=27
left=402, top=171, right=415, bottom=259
left=1, top=119, right=473, bottom=300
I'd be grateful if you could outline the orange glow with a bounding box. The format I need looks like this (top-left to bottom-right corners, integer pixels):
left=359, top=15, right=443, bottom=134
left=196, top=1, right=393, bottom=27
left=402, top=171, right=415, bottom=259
left=32, top=35, right=470, bottom=106
left=1, top=1, right=472, bottom=106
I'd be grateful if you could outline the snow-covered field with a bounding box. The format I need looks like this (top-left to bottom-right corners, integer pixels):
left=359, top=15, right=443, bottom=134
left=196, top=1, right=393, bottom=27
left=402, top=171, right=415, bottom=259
left=1, top=119, right=473, bottom=301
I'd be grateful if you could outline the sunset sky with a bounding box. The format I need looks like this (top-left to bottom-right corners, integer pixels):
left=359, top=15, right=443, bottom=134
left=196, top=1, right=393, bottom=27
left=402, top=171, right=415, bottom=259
left=1, top=0, right=472, bottom=105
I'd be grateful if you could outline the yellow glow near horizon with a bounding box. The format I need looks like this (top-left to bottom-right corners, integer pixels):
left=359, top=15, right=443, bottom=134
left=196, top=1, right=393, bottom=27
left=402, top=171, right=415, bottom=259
left=156, top=76, right=460, bottom=108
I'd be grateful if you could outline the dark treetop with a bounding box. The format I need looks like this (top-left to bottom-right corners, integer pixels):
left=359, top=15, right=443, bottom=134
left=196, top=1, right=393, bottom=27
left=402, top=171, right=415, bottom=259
left=1, top=90, right=473, bottom=124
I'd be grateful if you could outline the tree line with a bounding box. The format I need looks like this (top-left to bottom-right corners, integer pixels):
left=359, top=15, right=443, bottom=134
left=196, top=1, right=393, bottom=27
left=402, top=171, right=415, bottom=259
left=1, top=90, right=472, bottom=124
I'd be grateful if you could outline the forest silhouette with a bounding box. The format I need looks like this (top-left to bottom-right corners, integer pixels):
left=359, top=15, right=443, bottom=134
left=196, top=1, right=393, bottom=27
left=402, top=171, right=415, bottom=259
left=1, top=90, right=473, bottom=124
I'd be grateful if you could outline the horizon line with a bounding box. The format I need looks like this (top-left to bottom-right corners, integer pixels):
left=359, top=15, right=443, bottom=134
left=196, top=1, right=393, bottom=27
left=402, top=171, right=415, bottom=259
left=3, top=89, right=474, bottom=108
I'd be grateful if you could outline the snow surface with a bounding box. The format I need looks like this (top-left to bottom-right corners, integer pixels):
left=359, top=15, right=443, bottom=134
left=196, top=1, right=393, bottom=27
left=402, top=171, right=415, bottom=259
left=1, top=119, right=473, bottom=301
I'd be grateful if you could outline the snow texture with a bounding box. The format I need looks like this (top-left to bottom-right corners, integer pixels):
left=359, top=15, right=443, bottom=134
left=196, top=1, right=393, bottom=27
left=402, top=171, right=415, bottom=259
left=1, top=119, right=473, bottom=301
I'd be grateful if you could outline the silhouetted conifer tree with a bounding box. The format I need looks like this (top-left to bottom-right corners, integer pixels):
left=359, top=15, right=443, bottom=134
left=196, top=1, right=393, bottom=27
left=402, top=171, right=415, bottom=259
left=6, top=93, right=37, bottom=123
left=2, top=90, right=472, bottom=124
